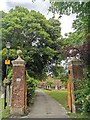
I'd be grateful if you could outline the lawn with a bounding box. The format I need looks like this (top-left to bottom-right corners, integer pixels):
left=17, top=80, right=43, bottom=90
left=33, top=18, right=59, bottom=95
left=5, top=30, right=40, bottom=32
left=44, top=89, right=68, bottom=110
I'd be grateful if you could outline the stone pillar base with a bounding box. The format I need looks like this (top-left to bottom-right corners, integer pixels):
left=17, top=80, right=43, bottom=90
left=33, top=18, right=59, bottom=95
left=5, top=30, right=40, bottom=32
left=10, top=107, right=24, bottom=116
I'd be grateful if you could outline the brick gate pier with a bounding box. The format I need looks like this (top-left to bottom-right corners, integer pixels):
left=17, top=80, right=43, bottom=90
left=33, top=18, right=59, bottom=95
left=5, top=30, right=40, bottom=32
left=10, top=50, right=27, bottom=115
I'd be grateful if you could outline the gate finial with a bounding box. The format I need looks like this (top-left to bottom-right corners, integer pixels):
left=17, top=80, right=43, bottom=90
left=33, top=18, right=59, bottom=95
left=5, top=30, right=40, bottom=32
left=17, top=50, right=22, bottom=58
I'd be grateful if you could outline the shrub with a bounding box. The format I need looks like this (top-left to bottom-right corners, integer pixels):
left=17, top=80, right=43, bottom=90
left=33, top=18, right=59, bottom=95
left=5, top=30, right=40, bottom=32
left=26, top=71, right=38, bottom=106
left=7, top=68, right=12, bottom=82
left=74, top=77, right=90, bottom=113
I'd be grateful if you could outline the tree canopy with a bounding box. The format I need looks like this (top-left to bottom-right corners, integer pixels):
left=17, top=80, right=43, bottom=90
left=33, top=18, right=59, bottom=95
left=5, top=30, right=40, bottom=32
left=50, top=1, right=90, bottom=70
left=1, top=6, right=63, bottom=80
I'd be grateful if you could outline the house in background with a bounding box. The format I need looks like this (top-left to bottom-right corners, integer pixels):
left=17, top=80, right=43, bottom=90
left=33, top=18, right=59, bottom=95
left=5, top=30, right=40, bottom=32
left=39, top=74, right=65, bottom=90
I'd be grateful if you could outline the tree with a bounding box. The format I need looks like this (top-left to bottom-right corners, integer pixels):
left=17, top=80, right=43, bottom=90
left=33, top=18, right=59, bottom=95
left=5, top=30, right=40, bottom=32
left=49, top=1, right=90, bottom=113
left=1, top=6, right=62, bottom=80
left=51, top=65, right=67, bottom=84
left=49, top=1, right=90, bottom=70
left=0, top=48, right=17, bottom=80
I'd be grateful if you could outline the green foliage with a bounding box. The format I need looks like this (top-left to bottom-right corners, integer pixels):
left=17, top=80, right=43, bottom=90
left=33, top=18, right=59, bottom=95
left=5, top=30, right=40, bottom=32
left=1, top=48, right=17, bottom=60
left=1, top=6, right=62, bottom=80
left=48, top=18, right=61, bottom=40
left=51, top=66, right=67, bottom=84
left=1, top=48, right=17, bottom=80
left=46, top=80, right=54, bottom=87
left=49, top=1, right=90, bottom=115
left=44, top=90, right=68, bottom=110
left=7, top=68, right=12, bottom=82
left=74, top=77, right=90, bottom=113
left=63, top=32, right=85, bottom=46
left=68, top=112, right=90, bottom=119
left=50, top=1, right=90, bottom=50
left=51, top=66, right=63, bottom=77
left=26, top=71, right=38, bottom=106
left=0, top=98, right=10, bottom=119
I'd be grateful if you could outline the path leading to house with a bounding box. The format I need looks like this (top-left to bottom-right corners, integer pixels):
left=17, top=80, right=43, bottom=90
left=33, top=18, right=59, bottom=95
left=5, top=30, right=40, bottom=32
left=23, top=89, right=69, bottom=118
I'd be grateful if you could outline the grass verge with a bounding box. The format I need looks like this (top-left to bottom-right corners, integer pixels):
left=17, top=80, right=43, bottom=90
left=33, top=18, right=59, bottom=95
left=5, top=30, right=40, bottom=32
left=44, top=89, right=68, bottom=110
left=0, top=97, right=10, bottom=119
left=68, top=112, right=90, bottom=119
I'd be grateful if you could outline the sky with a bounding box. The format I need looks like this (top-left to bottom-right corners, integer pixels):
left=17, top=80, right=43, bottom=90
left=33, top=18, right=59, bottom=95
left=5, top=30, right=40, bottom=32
left=0, top=0, right=76, bottom=36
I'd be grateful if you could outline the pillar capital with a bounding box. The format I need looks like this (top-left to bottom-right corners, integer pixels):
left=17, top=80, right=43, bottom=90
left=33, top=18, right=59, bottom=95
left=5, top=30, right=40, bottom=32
left=12, top=50, right=26, bottom=67
left=68, top=57, right=82, bottom=66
